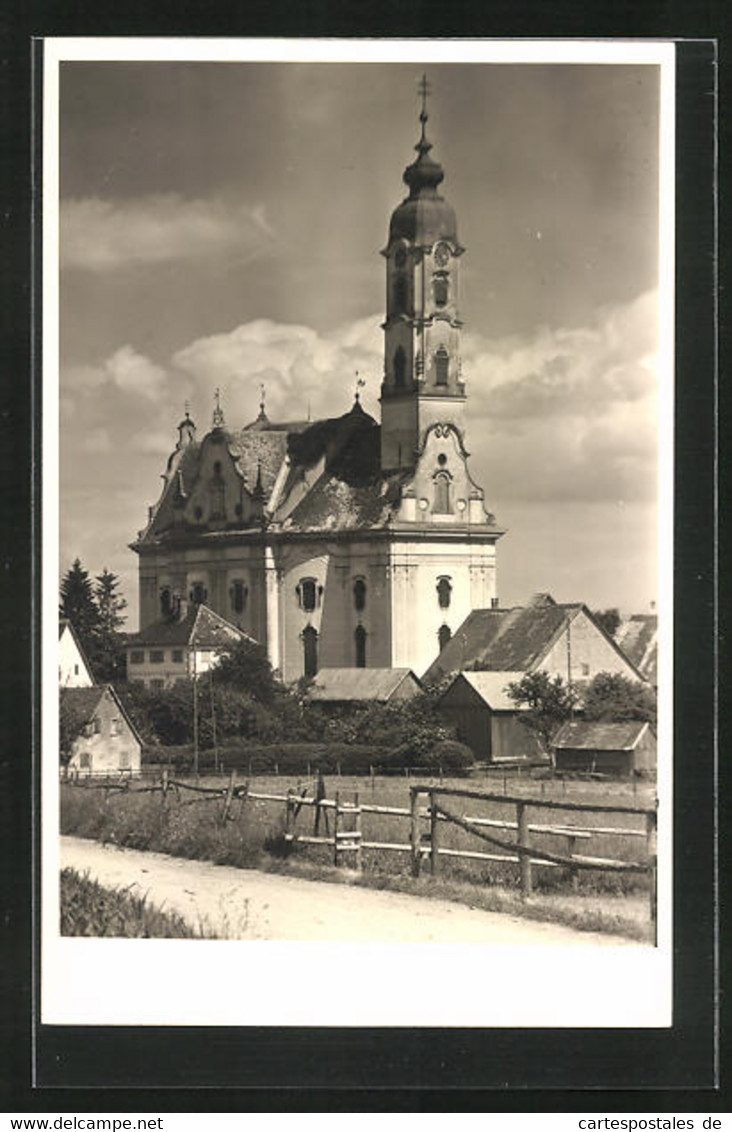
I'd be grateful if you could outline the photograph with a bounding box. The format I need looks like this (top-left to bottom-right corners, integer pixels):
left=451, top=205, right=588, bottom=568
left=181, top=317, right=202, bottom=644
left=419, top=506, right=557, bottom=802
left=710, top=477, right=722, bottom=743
left=43, top=38, right=676, bottom=1031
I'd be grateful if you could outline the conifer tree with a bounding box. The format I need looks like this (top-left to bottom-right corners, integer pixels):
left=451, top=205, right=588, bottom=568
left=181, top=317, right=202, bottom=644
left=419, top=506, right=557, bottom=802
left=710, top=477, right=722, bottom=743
left=93, top=568, right=128, bottom=682
left=59, top=558, right=101, bottom=650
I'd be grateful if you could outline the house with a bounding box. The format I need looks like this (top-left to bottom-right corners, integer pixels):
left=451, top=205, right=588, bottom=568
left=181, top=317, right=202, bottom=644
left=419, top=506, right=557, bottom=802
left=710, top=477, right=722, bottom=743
left=431, top=593, right=648, bottom=762
left=58, top=619, right=94, bottom=687
left=305, top=667, right=422, bottom=706
left=125, top=601, right=255, bottom=689
left=61, top=684, right=142, bottom=777
left=437, top=671, right=543, bottom=762
left=551, top=720, right=656, bottom=778
left=616, top=613, right=658, bottom=687
left=130, top=89, right=504, bottom=684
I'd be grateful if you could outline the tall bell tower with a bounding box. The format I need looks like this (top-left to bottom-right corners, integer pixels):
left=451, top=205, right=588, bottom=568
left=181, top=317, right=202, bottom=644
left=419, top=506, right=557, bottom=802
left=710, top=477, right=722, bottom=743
left=380, top=75, right=466, bottom=472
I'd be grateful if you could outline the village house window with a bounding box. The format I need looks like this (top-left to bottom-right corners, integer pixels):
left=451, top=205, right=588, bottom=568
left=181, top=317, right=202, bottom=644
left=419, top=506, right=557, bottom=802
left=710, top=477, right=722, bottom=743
left=437, top=577, right=452, bottom=609
left=581, top=663, right=590, bottom=676
left=353, top=578, right=366, bottom=612
left=92, top=718, right=102, bottom=735
left=355, top=625, right=367, bottom=668
left=190, top=582, right=207, bottom=604
left=393, top=346, right=406, bottom=388
left=438, top=624, right=452, bottom=651
left=74, top=664, right=79, bottom=675
left=297, top=577, right=321, bottom=613
left=149, top=650, right=165, bottom=663
left=433, top=275, right=449, bottom=307
left=150, top=678, right=164, bottom=690
left=303, top=625, right=319, bottom=679
left=231, top=580, right=247, bottom=614
left=434, top=346, right=449, bottom=385
left=129, top=651, right=144, bottom=664
left=79, top=752, right=91, bottom=770
left=172, top=649, right=184, bottom=663
left=110, top=718, right=121, bottom=737
left=160, top=587, right=172, bottom=616
left=433, top=472, right=452, bottom=514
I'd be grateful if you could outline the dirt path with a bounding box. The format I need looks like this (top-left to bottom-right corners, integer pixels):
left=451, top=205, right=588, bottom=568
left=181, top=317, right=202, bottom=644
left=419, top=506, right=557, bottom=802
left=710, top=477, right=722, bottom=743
left=61, top=836, right=634, bottom=945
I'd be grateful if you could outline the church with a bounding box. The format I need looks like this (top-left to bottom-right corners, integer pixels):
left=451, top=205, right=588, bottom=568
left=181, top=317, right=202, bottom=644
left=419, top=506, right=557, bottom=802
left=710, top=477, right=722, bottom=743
left=130, top=82, right=504, bottom=683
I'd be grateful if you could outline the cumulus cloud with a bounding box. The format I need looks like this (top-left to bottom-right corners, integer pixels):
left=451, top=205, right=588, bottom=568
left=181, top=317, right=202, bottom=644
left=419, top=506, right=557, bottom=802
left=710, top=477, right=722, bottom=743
left=103, top=346, right=169, bottom=400
left=60, top=195, right=277, bottom=273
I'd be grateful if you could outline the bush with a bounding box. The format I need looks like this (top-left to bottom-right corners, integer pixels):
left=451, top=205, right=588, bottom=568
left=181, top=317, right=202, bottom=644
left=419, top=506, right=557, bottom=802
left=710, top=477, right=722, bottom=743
left=422, top=739, right=474, bottom=775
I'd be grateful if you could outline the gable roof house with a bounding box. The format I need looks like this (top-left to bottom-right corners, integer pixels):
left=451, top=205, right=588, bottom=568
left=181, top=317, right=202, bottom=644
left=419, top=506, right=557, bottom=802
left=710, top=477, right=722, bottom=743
left=61, top=684, right=142, bottom=777
left=552, top=720, right=656, bottom=778
left=305, top=667, right=422, bottom=705
left=58, top=619, right=94, bottom=688
left=433, top=593, right=648, bottom=763
left=125, top=601, right=256, bottom=689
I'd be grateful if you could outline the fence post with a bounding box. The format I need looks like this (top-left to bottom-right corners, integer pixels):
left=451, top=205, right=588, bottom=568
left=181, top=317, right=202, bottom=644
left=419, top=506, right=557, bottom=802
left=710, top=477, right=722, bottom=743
left=284, top=787, right=295, bottom=844
left=566, top=833, right=578, bottom=890
left=333, top=791, right=341, bottom=867
left=354, top=790, right=362, bottom=872
left=161, top=767, right=169, bottom=810
left=410, top=787, right=422, bottom=878
left=516, top=801, right=532, bottom=899
left=222, top=768, right=235, bottom=825
left=429, top=791, right=440, bottom=876
left=646, top=807, right=657, bottom=937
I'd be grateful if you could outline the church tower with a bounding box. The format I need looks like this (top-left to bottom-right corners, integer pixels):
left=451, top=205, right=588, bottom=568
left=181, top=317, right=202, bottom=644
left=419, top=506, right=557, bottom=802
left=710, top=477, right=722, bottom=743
left=381, top=75, right=466, bottom=472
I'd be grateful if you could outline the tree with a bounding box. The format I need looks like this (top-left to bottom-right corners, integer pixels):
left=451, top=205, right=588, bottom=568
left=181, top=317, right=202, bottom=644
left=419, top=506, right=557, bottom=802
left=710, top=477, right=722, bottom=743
left=212, top=638, right=281, bottom=704
left=92, top=568, right=128, bottom=682
left=583, top=672, right=656, bottom=727
left=505, top=671, right=579, bottom=764
left=593, top=608, right=621, bottom=639
left=59, top=559, right=101, bottom=652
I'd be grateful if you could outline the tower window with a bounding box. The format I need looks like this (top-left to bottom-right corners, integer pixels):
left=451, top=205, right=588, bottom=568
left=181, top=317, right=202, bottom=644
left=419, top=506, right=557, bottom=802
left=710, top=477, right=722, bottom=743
left=433, top=472, right=452, bottom=514
left=435, top=347, right=449, bottom=386
left=303, top=625, right=319, bottom=678
left=190, top=582, right=207, bottom=604
left=438, top=624, right=452, bottom=652
left=437, top=577, right=452, bottom=609
left=433, top=275, right=449, bottom=307
left=355, top=625, right=367, bottom=668
left=231, top=580, right=248, bottom=614
left=297, top=577, right=320, bottom=613
left=160, top=587, right=172, bottom=617
left=394, top=346, right=406, bottom=388
left=210, top=481, right=225, bottom=519
left=394, top=275, right=408, bottom=314
left=353, top=578, right=366, bottom=612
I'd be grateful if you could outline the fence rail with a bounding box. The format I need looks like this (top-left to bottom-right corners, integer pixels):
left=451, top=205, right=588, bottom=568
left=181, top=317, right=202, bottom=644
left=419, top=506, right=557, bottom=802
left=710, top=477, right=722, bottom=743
left=61, top=769, right=657, bottom=927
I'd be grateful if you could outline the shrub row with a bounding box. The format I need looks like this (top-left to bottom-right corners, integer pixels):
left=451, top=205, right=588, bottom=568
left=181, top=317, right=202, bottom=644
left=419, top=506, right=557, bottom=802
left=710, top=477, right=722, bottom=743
left=143, top=738, right=474, bottom=776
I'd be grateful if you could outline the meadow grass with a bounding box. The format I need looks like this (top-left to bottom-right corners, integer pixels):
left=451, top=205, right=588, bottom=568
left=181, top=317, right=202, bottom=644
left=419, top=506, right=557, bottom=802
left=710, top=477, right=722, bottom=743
left=60, top=770, right=656, bottom=941
left=60, top=867, right=217, bottom=938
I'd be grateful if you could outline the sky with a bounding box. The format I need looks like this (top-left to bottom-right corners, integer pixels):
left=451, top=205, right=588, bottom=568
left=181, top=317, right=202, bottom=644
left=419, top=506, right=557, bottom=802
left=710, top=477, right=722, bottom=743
left=57, top=56, right=664, bottom=629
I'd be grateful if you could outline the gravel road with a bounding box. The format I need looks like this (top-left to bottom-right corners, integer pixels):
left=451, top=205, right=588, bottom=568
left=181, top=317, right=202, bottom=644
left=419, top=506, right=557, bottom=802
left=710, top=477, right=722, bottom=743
left=61, top=835, right=633, bottom=945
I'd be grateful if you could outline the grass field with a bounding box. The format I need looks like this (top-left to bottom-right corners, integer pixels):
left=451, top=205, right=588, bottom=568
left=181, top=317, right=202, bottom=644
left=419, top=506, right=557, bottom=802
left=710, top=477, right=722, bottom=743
left=60, top=866, right=217, bottom=938
left=60, top=769, right=656, bottom=941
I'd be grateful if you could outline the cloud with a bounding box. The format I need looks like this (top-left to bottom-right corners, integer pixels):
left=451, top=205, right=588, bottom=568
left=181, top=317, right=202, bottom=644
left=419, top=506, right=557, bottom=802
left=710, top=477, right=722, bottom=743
left=81, top=427, right=112, bottom=454
left=103, top=346, right=169, bottom=400
left=60, top=195, right=278, bottom=273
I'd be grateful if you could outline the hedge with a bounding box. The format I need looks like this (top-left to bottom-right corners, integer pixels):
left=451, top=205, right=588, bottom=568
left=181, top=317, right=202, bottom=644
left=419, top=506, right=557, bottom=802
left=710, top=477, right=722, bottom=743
left=143, top=739, right=474, bottom=777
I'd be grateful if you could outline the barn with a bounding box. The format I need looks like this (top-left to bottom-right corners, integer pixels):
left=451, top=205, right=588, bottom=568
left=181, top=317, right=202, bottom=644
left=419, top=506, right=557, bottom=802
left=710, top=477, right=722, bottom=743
left=551, top=720, right=656, bottom=778
left=437, top=671, right=543, bottom=762
left=61, top=684, right=142, bottom=777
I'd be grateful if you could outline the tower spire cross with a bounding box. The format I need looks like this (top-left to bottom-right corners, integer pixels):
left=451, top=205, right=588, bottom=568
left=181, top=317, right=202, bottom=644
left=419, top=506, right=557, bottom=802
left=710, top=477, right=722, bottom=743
left=418, top=73, right=431, bottom=120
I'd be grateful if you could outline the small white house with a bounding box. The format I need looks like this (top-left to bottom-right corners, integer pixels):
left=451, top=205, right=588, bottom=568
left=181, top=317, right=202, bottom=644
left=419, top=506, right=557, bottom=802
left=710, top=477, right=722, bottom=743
left=59, top=619, right=94, bottom=687
left=125, top=601, right=256, bottom=689
left=61, top=684, right=142, bottom=777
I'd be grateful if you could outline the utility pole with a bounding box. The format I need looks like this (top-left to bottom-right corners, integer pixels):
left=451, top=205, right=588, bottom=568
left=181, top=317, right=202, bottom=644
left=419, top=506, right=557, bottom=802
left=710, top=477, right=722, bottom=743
left=192, top=647, right=199, bottom=778
left=210, top=669, right=218, bottom=775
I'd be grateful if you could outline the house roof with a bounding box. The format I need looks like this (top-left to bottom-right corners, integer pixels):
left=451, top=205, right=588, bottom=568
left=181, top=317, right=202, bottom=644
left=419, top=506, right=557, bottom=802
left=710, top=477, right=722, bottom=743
left=60, top=684, right=143, bottom=745
left=616, top=615, right=658, bottom=684
left=443, top=670, right=525, bottom=711
left=59, top=618, right=95, bottom=683
left=552, top=720, right=650, bottom=751
left=423, top=595, right=583, bottom=684
left=126, top=603, right=254, bottom=650
left=306, top=667, right=421, bottom=703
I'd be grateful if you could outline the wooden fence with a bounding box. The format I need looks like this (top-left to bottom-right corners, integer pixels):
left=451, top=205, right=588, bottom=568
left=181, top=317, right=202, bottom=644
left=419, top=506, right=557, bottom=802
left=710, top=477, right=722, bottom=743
left=61, top=770, right=657, bottom=926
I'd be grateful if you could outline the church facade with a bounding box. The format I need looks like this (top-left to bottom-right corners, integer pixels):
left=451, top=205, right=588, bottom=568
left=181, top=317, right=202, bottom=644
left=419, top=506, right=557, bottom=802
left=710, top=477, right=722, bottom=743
left=131, top=86, right=504, bottom=682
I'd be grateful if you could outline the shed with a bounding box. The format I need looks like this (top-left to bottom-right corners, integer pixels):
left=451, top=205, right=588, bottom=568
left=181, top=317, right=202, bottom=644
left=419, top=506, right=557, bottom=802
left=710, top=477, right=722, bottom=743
left=61, top=684, right=142, bottom=777
left=437, top=671, right=543, bottom=762
left=306, top=667, right=422, bottom=705
left=552, top=720, right=656, bottom=778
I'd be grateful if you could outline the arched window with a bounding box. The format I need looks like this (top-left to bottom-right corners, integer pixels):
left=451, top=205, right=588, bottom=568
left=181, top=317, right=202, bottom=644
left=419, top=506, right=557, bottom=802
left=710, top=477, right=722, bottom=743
left=297, top=577, right=318, bottom=613
left=355, top=625, right=367, bottom=668
left=303, top=625, right=319, bottom=678
left=438, top=624, right=452, bottom=652
left=394, top=346, right=406, bottom=388
left=394, top=274, right=408, bottom=313
left=190, top=581, right=207, bottom=604
left=160, top=587, right=172, bottom=617
left=231, top=580, right=248, bottom=614
left=433, top=472, right=452, bottom=514
left=437, top=576, right=452, bottom=609
left=209, top=481, right=225, bottom=519
left=433, top=275, right=449, bottom=307
left=353, top=578, right=366, bottom=612
left=434, top=346, right=449, bottom=386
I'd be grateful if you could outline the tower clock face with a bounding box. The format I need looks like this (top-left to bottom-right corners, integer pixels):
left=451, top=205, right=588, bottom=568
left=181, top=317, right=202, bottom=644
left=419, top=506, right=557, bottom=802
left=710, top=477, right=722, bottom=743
left=434, top=243, right=450, bottom=267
